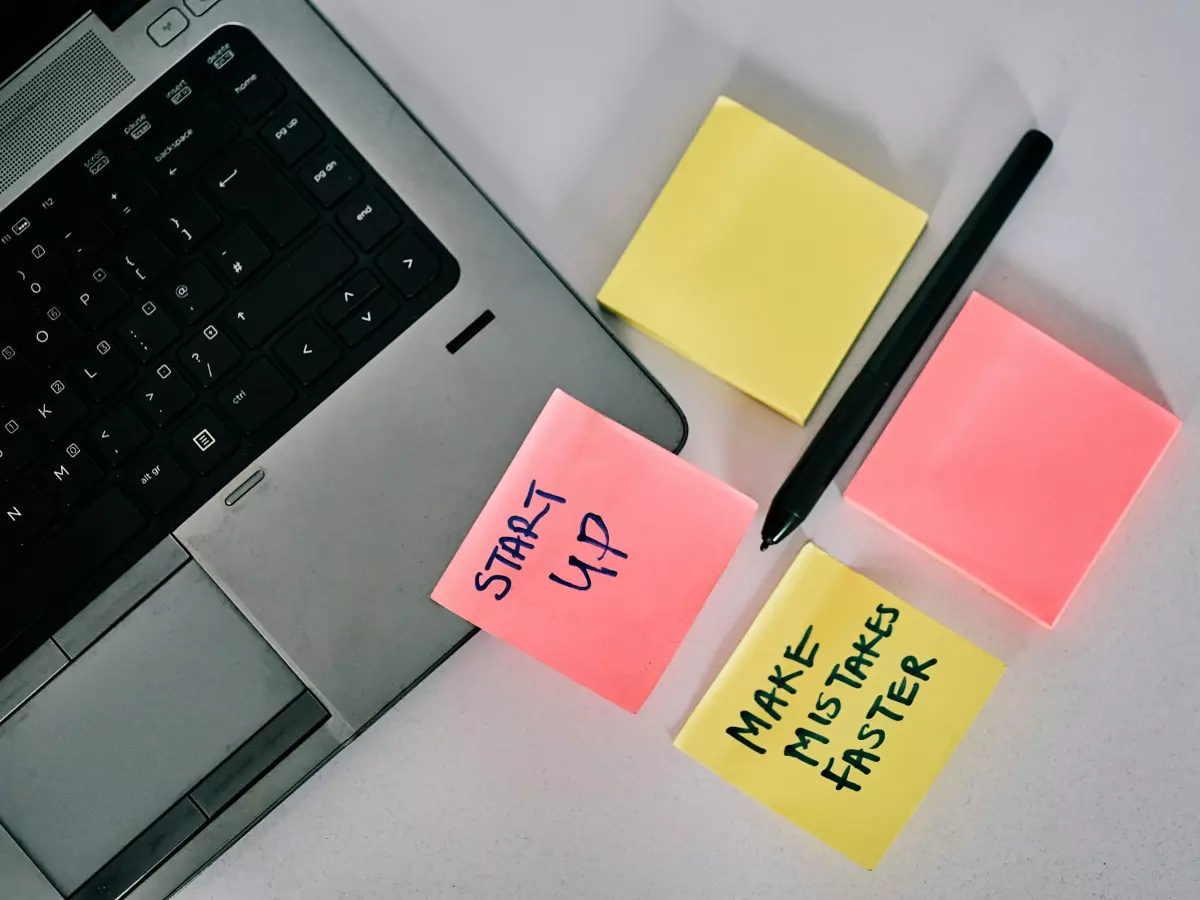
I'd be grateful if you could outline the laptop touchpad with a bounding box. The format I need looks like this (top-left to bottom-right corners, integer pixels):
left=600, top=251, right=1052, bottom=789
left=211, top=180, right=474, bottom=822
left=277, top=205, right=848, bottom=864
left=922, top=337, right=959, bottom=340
left=0, top=562, right=303, bottom=895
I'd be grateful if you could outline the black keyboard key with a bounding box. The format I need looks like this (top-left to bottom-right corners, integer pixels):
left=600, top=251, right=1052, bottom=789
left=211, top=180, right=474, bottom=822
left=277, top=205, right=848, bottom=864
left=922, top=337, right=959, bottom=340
left=67, top=267, right=130, bottom=329
left=222, top=62, right=284, bottom=122
left=261, top=105, right=322, bottom=165
left=207, top=223, right=270, bottom=286
left=172, top=407, right=237, bottom=474
left=40, top=444, right=102, bottom=508
left=4, top=251, right=63, bottom=303
left=55, top=205, right=112, bottom=264
left=27, top=380, right=87, bottom=441
left=319, top=270, right=378, bottom=325
left=337, top=188, right=400, bottom=250
left=225, top=228, right=354, bottom=347
left=179, top=324, right=241, bottom=387
left=158, top=191, right=221, bottom=254
left=0, top=416, right=39, bottom=473
left=27, top=167, right=83, bottom=219
left=135, top=362, right=195, bottom=426
left=276, top=320, right=339, bottom=385
left=115, top=232, right=174, bottom=291
left=301, top=147, right=361, bottom=207
left=88, top=405, right=149, bottom=467
left=0, top=345, right=35, bottom=402
left=0, top=486, right=144, bottom=641
left=0, top=483, right=55, bottom=548
left=124, top=448, right=191, bottom=513
left=378, top=231, right=440, bottom=297
left=144, top=100, right=237, bottom=189
left=205, top=144, right=316, bottom=246
left=337, top=292, right=397, bottom=347
left=20, top=304, right=82, bottom=370
left=98, top=169, right=158, bottom=227
left=77, top=339, right=134, bottom=402
left=120, top=300, right=180, bottom=362
left=0, top=296, right=20, bottom=333
left=165, top=262, right=226, bottom=323
left=218, top=360, right=294, bottom=433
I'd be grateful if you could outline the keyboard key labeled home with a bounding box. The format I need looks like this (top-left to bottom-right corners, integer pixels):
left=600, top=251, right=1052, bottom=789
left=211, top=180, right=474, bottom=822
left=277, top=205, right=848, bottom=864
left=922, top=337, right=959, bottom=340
left=179, top=324, right=241, bottom=386
left=0, top=24, right=458, bottom=681
left=205, top=143, right=316, bottom=246
left=222, top=60, right=285, bottom=123
left=337, top=187, right=400, bottom=250
left=219, top=359, right=294, bottom=433
left=172, top=407, right=238, bottom=474
left=275, top=319, right=339, bottom=385
left=88, top=405, right=149, bottom=467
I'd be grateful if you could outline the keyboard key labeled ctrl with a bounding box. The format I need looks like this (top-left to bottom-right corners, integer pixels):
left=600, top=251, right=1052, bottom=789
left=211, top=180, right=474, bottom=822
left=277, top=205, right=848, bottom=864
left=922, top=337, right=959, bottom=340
left=218, top=360, right=294, bottom=434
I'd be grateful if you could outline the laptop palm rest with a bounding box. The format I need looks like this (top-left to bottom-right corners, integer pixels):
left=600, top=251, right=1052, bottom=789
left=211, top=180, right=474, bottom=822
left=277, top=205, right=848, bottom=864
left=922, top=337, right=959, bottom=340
left=0, top=562, right=306, bottom=896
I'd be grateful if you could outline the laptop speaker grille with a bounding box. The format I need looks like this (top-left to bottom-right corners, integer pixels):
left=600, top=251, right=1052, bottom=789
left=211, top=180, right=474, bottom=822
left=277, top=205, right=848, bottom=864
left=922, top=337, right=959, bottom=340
left=0, top=31, right=133, bottom=196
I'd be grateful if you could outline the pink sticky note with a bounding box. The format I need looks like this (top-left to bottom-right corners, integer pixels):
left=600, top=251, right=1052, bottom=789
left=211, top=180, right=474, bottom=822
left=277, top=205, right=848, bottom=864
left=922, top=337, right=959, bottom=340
left=846, top=293, right=1179, bottom=627
left=432, top=389, right=757, bottom=711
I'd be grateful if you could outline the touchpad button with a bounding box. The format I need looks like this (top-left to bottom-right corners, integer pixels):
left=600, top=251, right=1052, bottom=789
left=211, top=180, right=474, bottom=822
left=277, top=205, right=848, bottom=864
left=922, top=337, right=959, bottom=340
left=0, top=562, right=303, bottom=895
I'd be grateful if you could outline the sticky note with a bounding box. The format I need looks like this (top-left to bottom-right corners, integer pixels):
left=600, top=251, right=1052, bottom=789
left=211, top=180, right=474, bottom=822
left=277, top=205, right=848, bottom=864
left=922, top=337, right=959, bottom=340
left=599, top=96, right=927, bottom=424
left=845, top=293, right=1180, bottom=627
left=431, top=389, right=757, bottom=712
left=675, top=544, right=1004, bottom=868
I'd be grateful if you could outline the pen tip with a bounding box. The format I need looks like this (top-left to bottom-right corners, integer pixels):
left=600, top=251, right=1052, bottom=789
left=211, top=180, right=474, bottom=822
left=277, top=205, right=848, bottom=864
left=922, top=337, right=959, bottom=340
left=759, top=539, right=772, bottom=552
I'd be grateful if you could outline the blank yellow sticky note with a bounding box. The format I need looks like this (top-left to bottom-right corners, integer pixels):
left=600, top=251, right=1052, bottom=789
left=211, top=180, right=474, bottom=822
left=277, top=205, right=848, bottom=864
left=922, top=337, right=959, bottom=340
left=599, top=97, right=927, bottom=424
left=675, top=544, right=1004, bottom=868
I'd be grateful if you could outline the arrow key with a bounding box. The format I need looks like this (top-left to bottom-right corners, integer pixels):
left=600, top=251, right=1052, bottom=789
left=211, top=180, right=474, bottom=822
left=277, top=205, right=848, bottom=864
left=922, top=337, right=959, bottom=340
left=378, top=231, right=439, bottom=298
left=319, top=270, right=379, bottom=325
left=337, top=292, right=397, bottom=348
left=87, top=405, right=149, bottom=467
left=276, top=319, right=340, bottom=385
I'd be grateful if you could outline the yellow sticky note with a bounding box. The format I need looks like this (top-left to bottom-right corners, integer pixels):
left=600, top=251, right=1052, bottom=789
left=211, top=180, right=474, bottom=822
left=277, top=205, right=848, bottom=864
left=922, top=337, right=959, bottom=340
left=675, top=544, right=1004, bottom=868
left=599, top=97, right=927, bottom=424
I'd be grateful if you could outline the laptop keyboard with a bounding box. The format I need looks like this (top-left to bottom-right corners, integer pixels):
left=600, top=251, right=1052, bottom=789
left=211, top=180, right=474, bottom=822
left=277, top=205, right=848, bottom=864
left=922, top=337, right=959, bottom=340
left=0, top=26, right=459, bottom=677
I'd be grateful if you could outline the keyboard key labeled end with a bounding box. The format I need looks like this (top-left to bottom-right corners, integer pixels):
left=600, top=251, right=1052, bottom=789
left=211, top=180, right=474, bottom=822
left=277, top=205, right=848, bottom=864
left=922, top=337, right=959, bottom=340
left=218, top=360, right=294, bottom=434
left=337, top=187, right=400, bottom=250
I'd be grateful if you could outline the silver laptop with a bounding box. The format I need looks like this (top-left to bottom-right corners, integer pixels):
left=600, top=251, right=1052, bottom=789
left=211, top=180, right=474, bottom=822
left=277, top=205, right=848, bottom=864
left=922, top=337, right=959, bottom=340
left=0, top=2, right=684, bottom=898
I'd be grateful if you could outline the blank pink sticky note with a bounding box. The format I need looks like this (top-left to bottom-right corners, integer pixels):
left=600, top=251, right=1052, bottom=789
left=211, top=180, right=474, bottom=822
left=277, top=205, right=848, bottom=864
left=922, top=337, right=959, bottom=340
left=432, top=389, right=757, bottom=711
left=846, top=293, right=1179, bottom=627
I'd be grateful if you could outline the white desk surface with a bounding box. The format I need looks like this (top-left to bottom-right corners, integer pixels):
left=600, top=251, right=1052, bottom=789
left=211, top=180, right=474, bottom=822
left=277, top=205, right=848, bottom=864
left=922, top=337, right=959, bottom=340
left=180, top=1, right=1200, bottom=897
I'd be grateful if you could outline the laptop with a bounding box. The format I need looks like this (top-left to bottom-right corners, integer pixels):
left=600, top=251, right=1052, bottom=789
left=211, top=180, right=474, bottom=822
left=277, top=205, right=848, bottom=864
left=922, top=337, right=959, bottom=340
left=0, top=2, right=685, bottom=898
